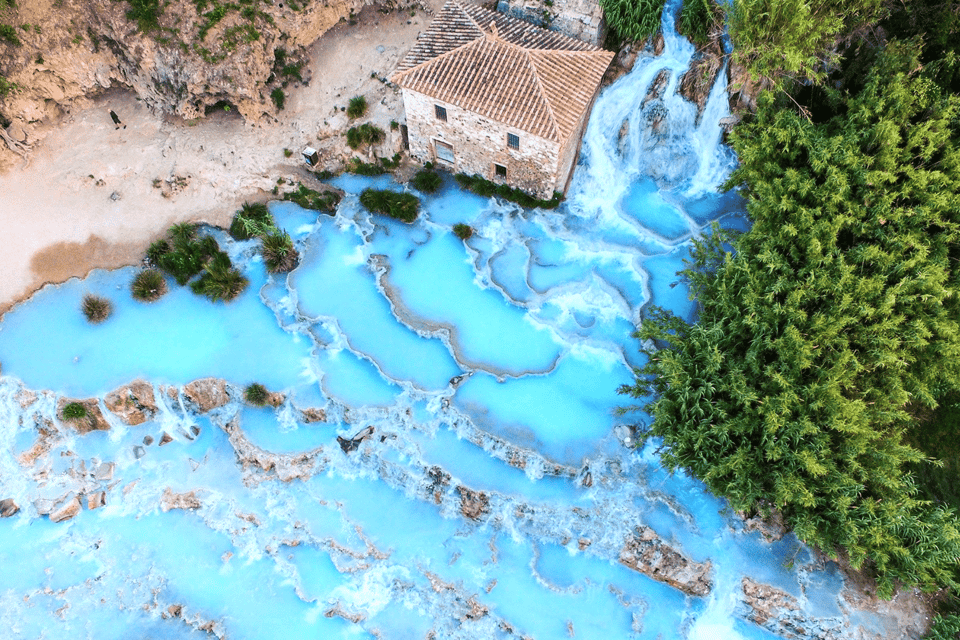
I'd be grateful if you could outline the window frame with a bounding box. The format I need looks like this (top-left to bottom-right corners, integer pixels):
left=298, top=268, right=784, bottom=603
left=494, top=163, right=507, bottom=178
left=434, top=104, right=448, bottom=122
left=435, top=139, right=455, bottom=165
left=507, top=133, right=520, bottom=151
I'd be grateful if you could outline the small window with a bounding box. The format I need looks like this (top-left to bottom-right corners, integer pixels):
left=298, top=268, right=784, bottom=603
left=435, top=105, right=447, bottom=121
left=507, top=133, right=520, bottom=150
left=494, top=164, right=507, bottom=178
left=435, top=140, right=455, bottom=164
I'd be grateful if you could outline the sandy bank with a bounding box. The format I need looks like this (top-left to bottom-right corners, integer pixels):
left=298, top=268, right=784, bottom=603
left=0, top=1, right=442, bottom=316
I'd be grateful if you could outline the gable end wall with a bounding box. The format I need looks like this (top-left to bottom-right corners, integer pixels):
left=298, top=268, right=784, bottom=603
left=402, top=88, right=561, bottom=199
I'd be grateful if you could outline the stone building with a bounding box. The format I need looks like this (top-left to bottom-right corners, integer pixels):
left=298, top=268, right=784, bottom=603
left=392, top=1, right=614, bottom=199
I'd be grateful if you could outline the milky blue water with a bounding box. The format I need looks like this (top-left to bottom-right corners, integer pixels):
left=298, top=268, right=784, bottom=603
left=0, top=3, right=896, bottom=639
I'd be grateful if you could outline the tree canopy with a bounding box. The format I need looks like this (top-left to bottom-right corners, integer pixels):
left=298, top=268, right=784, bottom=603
left=621, top=41, right=960, bottom=597
left=729, top=0, right=885, bottom=85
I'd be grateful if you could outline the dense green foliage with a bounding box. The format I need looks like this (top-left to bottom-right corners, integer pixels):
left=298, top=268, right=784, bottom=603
left=729, top=0, right=884, bottom=84
left=189, top=250, right=248, bottom=302
left=928, top=611, right=960, bottom=640
left=454, top=174, right=563, bottom=209
left=230, top=202, right=274, bottom=240
left=62, top=402, right=87, bottom=420
left=621, top=42, right=960, bottom=599
left=144, top=223, right=247, bottom=302
left=346, top=123, right=385, bottom=150
left=0, top=24, right=20, bottom=46
left=244, top=383, right=269, bottom=406
left=599, top=0, right=665, bottom=41
left=81, top=294, right=113, bottom=323
left=346, top=95, right=367, bottom=119
left=677, top=0, right=719, bottom=46
left=453, top=223, right=473, bottom=241
left=411, top=167, right=442, bottom=194
left=131, top=269, right=168, bottom=302
left=281, top=183, right=341, bottom=213
left=270, top=87, right=285, bottom=110
left=359, top=189, right=419, bottom=223
left=126, top=0, right=162, bottom=33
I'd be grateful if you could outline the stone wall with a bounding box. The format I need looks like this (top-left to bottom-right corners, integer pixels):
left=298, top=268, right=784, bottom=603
left=496, top=0, right=606, bottom=46
left=402, top=88, right=562, bottom=199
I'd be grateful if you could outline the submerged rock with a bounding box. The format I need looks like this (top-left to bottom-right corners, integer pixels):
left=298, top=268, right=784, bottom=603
left=619, top=526, right=713, bottom=596
left=298, top=407, right=327, bottom=423
left=457, top=486, right=490, bottom=521
left=0, top=498, right=19, bottom=518
left=103, top=380, right=157, bottom=425
left=161, top=488, right=202, bottom=512
left=183, top=378, right=232, bottom=413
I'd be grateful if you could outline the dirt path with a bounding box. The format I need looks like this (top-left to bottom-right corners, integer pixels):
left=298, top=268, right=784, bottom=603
left=0, top=1, right=440, bottom=316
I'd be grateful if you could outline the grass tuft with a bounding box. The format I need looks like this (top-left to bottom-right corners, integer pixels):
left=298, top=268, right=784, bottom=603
left=262, top=229, right=299, bottom=273
left=82, top=294, right=113, bottom=323
left=411, top=168, right=442, bottom=194
left=244, top=383, right=269, bottom=406
left=62, top=402, right=87, bottom=420
left=454, top=174, right=563, bottom=209
left=346, top=123, right=385, bottom=150
left=229, top=202, right=274, bottom=240
left=346, top=95, right=367, bottom=119
left=131, top=269, right=168, bottom=302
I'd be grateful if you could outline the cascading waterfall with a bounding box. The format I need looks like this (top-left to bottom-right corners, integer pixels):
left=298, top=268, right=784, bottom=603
left=0, top=2, right=913, bottom=639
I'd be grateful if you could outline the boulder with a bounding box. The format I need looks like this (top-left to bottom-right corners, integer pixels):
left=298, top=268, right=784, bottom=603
left=87, top=491, right=106, bottom=510
left=103, top=380, right=158, bottom=425
left=0, top=498, right=19, bottom=518
left=49, top=496, right=82, bottom=523
left=678, top=36, right=725, bottom=117
left=159, top=432, right=174, bottom=446
left=183, top=378, right=231, bottom=413
left=619, top=526, right=713, bottom=596
left=337, top=426, right=375, bottom=453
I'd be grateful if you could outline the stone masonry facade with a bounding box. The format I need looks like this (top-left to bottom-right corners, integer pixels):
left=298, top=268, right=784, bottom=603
left=403, top=88, right=563, bottom=199
left=496, top=0, right=607, bottom=46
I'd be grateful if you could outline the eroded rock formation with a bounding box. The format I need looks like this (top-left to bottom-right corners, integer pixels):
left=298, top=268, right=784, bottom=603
left=0, top=0, right=372, bottom=164
left=619, top=525, right=713, bottom=596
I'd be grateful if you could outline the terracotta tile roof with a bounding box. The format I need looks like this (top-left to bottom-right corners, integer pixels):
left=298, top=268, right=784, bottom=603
left=393, top=1, right=614, bottom=143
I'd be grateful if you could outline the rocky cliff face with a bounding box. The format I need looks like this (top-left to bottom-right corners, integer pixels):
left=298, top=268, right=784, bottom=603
left=0, top=0, right=372, bottom=129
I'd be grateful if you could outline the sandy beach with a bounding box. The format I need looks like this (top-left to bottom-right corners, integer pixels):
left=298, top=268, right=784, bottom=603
left=0, top=1, right=441, bottom=316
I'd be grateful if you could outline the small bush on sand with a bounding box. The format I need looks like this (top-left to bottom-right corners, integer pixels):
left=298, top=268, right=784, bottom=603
left=244, top=383, right=269, bottom=406
left=271, top=87, right=285, bottom=111
left=346, top=95, right=367, bottom=119
left=453, top=223, right=473, bottom=240
left=131, top=269, right=168, bottom=302
left=262, top=229, right=300, bottom=273
left=229, top=202, right=275, bottom=239
left=82, top=294, right=113, bottom=323
left=359, top=189, right=419, bottom=223
left=346, top=123, right=385, bottom=150
left=411, top=168, right=442, bottom=194
left=62, top=402, right=87, bottom=420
